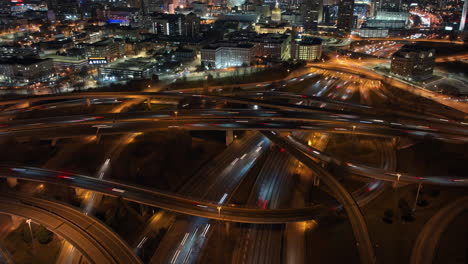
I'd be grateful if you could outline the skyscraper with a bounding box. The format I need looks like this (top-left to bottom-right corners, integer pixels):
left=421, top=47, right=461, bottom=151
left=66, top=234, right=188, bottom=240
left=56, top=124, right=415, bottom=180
left=371, top=0, right=381, bottom=16
left=337, top=0, right=354, bottom=33
left=301, top=0, right=323, bottom=32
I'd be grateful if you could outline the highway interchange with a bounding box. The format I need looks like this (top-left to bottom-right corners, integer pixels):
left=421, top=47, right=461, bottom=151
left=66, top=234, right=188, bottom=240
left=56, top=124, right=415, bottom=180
left=0, top=66, right=467, bottom=264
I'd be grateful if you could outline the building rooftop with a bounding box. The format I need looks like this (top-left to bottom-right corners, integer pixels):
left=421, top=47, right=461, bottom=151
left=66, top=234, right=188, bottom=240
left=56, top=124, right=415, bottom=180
left=392, top=44, right=435, bottom=58
left=86, top=38, right=115, bottom=47
left=103, top=58, right=157, bottom=71
left=175, top=47, right=194, bottom=53
left=297, top=37, right=323, bottom=45
left=202, top=41, right=254, bottom=49
left=0, top=57, right=50, bottom=65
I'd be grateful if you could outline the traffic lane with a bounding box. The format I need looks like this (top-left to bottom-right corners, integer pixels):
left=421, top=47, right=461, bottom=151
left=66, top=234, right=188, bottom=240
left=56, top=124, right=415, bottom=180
left=0, top=166, right=327, bottom=223
left=5, top=194, right=142, bottom=264
left=2, top=90, right=466, bottom=132
left=263, top=132, right=377, bottom=264
left=247, top=150, right=297, bottom=209
left=0, top=195, right=127, bottom=264
left=150, top=217, right=211, bottom=264
left=144, top=135, right=261, bottom=263
left=310, top=64, right=468, bottom=114
left=201, top=136, right=269, bottom=201
left=286, top=135, right=468, bottom=186
left=2, top=108, right=467, bottom=139
left=183, top=133, right=269, bottom=200
left=410, top=196, right=468, bottom=264
left=0, top=98, right=126, bottom=117
left=1, top=118, right=466, bottom=144
left=233, top=224, right=283, bottom=264
left=159, top=134, right=269, bottom=264
left=242, top=90, right=467, bottom=128
left=155, top=135, right=268, bottom=264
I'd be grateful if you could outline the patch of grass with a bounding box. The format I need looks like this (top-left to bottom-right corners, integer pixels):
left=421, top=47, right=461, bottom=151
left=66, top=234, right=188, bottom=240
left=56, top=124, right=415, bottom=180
left=3, top=222, right=61, bottom=264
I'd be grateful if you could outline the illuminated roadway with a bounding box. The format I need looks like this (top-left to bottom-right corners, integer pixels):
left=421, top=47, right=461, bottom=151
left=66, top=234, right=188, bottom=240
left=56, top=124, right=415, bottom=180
left=309, top=63, right=468, bottom=114
left=284, top=135, right=468, bottom=186
left=1, top=108, right=468, bottom=143
left=0, top=166, right=325, bottom=224
left=1, top=69, right=467, bottom=263
left=149, top=132, right=270, bottom=264
left=0, top=193, right=141, bottom=264
left=262, top=131, right=377, bottom=264
left=1, top=90, right=466, bottom=125
left=3, top=157, right=464, bottom=228
left=410, top=196, right=468, bottom=264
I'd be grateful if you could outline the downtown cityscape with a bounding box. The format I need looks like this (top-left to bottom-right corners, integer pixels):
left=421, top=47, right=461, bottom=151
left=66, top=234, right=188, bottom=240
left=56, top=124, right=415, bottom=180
left=0, top=0, right=467, bottom=263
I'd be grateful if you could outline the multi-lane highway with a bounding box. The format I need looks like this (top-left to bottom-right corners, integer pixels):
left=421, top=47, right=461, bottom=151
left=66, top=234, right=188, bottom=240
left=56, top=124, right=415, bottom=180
left=410, top=196, right=468, bottom=264
left=149, top=133, right=269, bottom=264
left=263, top=131, right=377, bottom=264
left=0, top=165, right=327, bottom=224
left=284, top=135, right=468, bottom=186
left=1, top=107, right=467, bottom=144
left=0, top=194, right=141, bottom=264
left=231, top=144, right=300, bottom=264
left=1, top=58, right=467, bottom=264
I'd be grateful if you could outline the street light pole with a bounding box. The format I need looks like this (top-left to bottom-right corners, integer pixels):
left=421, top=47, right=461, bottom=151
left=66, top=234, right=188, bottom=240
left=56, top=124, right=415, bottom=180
left=217, top=206, right=221, bottom=218
left=393, top=173, right=401, bottom=188
left=26, top=219, right=35, bottom=253
left=413, top=184, right=422, bottom=212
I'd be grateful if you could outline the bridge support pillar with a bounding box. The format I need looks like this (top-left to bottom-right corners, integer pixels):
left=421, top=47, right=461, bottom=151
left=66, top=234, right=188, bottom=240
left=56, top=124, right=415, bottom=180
left=313, top=175, right=320, bottom=186
left=226, top=130, right=234, bottom=146
left=146, top=98, right=152, bottom=110
left=6, top=178, right=17, bottom=188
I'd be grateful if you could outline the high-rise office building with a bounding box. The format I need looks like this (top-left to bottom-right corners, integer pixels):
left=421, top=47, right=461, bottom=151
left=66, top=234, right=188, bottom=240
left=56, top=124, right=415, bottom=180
left=337, top=0, right=355, bottom=33
left=391, top=44, right=435, bottom=81
left=150, top=13, right=200, bottom=37
left=183, top=13, right=201, bottom=38
left=291, top=37, right=323, bottom=61
left=47, top=0, right=80, bottom=20
left=142, top=0, right=165, bottom=14
left=301, top=0, right=323, bottom=32
left=370, top=0, right=380, bottom=16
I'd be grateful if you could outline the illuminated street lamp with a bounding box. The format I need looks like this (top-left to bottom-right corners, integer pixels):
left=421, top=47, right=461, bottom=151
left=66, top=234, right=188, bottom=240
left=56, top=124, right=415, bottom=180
left=217, top=206, right=222, bottom=217
left=26, top=219, right=35, bottom=252
left=174, top=111, right=178, bottom=119
left=394, top=173, right=401, bottom=188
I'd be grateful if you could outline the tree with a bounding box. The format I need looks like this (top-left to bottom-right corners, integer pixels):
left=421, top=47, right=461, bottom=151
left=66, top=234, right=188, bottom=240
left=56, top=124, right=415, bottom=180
left=78, top=66, right=90, bottom=78
left=399, top=199, right=414, bottom=222
left=75, top=82, right=85, bottom=91
left=22, top=223, right=32, bottom=243
left=36, top=225, right=53, bottom=244
left=382, top=209, right=394, bottom=224
left=429, top=189, right=440, bottom=198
